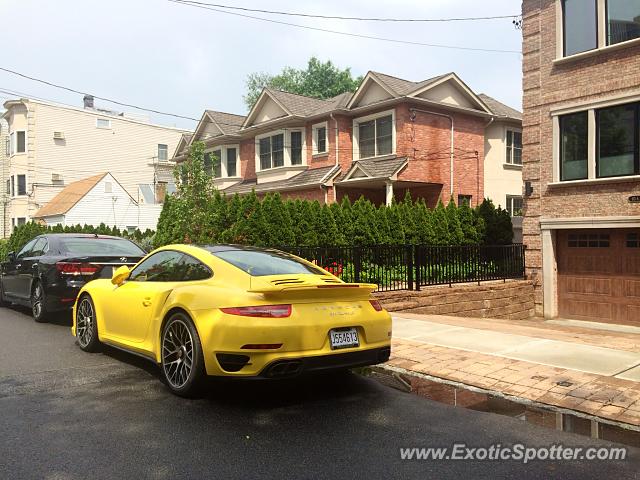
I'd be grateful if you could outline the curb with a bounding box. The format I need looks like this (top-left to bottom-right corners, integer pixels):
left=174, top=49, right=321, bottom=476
left=372, top=364, right=640, bottom=434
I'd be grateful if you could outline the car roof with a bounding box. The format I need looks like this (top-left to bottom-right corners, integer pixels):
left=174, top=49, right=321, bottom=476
left=198, top=244, right=280, bottom=254
left=41, top=233, right=128, bottom=240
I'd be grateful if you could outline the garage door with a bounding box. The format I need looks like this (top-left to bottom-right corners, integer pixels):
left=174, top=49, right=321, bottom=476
left=557, top=229, right=640, bottom=325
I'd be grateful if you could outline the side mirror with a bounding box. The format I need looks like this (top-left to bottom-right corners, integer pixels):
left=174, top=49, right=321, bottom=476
left=7, top=252, right=15, bottom=263
left=111, top=265, right=131, bottom=285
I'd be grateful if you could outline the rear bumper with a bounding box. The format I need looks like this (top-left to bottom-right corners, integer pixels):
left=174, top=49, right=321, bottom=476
left=260, top=346, right=391, bottom=378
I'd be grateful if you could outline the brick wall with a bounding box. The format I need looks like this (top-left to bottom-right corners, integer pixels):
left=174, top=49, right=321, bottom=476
left=239, top=138, right=256, bottom=180
left=396, top=103, right=485, bottom=206
left=522, top=0, right=640, bottom=314
left=374, top=280, right=535, bottom=320
left=278, top=187, right=326, bottom=202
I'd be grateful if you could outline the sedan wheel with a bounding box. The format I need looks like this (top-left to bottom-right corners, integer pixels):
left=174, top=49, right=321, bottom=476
left=76, top=295, right=100, bottom=352
left=31, top=283, right=49, bottom=323
left=161, top=313, right=204, bottom=397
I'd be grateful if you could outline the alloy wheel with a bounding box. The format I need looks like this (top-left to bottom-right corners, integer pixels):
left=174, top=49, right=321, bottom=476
left=32, top=284, right=44, bottom=319
left=162, top=318, right=194, bottom=389
left=76, top=297, right=95, bottom=348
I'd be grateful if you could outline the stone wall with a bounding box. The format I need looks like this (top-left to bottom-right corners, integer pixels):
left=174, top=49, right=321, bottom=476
left=374, top=280, right=535, bottom=320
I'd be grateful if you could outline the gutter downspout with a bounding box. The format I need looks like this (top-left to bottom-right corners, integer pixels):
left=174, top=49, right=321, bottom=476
left=330, top=113, right=339, bottom=203
left=409, top=108, right=454, bottom=197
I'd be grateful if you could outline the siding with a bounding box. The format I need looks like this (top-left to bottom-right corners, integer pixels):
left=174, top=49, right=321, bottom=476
left=5, top=99, right=189, bottom=225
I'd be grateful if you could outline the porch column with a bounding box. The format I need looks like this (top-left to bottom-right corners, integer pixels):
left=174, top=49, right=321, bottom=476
left=385, top=181, right=394, bottom=206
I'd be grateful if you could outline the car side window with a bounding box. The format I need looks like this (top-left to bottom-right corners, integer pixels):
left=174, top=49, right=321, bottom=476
left=181, top=255, right=212, bottom=281
left=16, top=239, right=38, bottom=259
left=129, top=251, right=185, bottom=282
left=30, top=238, right=48, bottom=257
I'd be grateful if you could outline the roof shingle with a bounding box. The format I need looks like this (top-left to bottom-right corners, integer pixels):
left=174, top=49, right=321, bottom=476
left=223, top=165, right=339, bottom=195
left=33, top=173, right=107, bottom=218
left=477, top=94, right=522, bottom=120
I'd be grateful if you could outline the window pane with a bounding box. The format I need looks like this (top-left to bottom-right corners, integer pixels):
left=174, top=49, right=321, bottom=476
left=563, top=0, right=598, bottom=56
left=5, top=138, right=9, bottom=156
left=290, top=131, right=302, bottom=165
left=359, top=120, right=375, bottom=158
left=259, top=137, right=271, bottom=170
left=376, top=115, right=393, bottom=155
left=17, top=175, right=26, bottom=195
left=226, top=148, right=237, bottom=177
left=129, top=251, right=184, bottom=282
left=58, top=237, right=145, bottom=256
left=607, top=0, right=640, bottom=45
left=212, top=249, right=325, bottom=276
left=317, top=127, right=326, bottom=153
left=158, top=144, right=168, bottom=161
left=16, top=131, right=25, bottom=153
left=272, top=134, right=284, bottom=167
left=513, top=132, right=523, bottom=165
left=181, top=255, right=212, bottom=281
left=203, top=152, right=213, bottom=176
left=212, top=150, right=222, bottom=178
left=560, top=112, right=588, bottom=181
left=597, top=104, right=636, bottom=178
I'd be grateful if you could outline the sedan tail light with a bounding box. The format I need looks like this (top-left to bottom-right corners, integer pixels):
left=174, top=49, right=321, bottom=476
left=56, top=262, right=99, bottom=276
left=369, top=300, right=384, bottom=312
left=220, top=304, right=292, bottom=318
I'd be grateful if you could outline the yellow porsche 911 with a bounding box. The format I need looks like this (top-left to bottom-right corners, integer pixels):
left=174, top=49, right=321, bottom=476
left=72, top=244, right=392, bottom=396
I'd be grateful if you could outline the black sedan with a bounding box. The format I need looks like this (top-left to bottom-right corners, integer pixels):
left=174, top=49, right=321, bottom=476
left=0, top=234, right=146, bottom=322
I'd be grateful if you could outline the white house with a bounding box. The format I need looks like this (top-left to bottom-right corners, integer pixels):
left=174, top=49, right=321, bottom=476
left=2, top=95, right=189, bottom=235
left=32, top=173, right=161, bottom=231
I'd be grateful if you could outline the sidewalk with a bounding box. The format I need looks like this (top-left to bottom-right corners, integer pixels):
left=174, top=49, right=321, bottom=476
left=384, top=313, right=640, bottom=430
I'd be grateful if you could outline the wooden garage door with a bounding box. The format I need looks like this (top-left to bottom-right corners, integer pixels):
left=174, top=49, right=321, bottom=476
left=557, top=229, right=640, bottom=325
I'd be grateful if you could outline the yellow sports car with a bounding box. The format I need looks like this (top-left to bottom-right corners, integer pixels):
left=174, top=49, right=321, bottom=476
left=72, top=244, right=392, bottom=396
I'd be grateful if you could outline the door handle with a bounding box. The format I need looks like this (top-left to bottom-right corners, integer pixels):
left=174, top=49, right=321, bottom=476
left=142, top=297, right=152, bottom=307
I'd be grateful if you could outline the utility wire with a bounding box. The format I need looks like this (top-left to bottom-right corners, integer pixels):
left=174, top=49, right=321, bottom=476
left=167, top=0, right=522, bottom=54
left=174, top=1, right=520, bottom=23
left=0, top=66, right=201, bottom=122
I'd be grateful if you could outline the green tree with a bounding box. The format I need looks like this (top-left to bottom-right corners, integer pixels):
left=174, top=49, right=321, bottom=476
left=244, top=57, right=363, bottom=109
left=475, top=199, right=513, bottom=245
left=445, top=198, right=464, bottom=246
left=431, top=200, right=450, bottom=245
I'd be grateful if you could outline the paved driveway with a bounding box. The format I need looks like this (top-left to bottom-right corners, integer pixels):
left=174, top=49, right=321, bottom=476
left=0, top=307, right=638, bottom=479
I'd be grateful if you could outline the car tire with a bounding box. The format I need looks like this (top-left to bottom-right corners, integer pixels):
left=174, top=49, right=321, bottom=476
left=76, top=294, right=100, bottom=352
left=161, top=312, right=205, bottom=397
left=31, top=281, right=50, bottom=323
left=0, top=280, right=9, bottom=307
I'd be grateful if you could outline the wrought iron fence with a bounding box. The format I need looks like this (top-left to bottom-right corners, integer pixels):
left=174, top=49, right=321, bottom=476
left=280, top=244, right=525, bottom=292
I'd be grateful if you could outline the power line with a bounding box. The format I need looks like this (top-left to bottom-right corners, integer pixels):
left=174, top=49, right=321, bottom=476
left=173, top=1, right=520, bottom=23
left=167, top=0, right=521, bottom=54
left=0, top=66, right=201, bottom=122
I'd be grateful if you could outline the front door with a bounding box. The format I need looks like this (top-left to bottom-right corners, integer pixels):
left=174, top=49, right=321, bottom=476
left=3, top=238, right=38, bottom=299
left=103, top=250, right=185, bottom=344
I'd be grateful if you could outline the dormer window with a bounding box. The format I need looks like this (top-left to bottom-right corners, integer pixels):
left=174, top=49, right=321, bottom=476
left=256, top=129, right=306, bottom=171
left=204, top=145, right=240, bottom=179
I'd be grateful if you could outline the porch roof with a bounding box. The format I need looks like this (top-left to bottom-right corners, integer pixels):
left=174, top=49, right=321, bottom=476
left=222, top=164, right=340, bottom=195
left=336, top=156, right=408, bottom=183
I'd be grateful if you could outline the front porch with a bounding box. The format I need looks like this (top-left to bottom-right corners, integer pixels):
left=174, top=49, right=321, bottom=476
left=335, top=178, right=443, bottom=207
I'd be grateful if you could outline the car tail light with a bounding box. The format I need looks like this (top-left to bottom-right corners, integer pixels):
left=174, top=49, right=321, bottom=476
left=369, top=300, right=384, bottom=312
left=56, top=262, right=99, bottom=276
left=220, top=305, right=292, bottom=318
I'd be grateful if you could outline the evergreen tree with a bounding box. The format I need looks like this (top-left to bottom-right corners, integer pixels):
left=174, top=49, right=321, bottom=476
left=458, top=202, right=481, bottom=245
left=475, top=199, right=513, bottom=245
left=413, top=199, right=435, bottom=244
left=445, top=198, right=464, bottom=245
left=317, top=204, right=340, bottom=246
left=431, top=200, right=449, bottom=245
left=386, top=203, right=406, bottom=244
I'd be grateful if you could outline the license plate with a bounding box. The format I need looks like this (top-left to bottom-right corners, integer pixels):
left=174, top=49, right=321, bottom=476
left=329, top=328, right=359, bottom=349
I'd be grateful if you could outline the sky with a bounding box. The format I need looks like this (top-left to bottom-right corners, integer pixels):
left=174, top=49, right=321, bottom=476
left=0, top=0, right=523, bottom=130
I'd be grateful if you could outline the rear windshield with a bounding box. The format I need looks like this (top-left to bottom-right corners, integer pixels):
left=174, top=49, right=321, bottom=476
left=213, top=250, right=324, bottom=276
left=58, top=237, right=145, bottom=256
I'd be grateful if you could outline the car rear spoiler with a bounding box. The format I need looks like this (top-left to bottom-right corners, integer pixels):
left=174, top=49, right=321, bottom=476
left=247, top=282, right=378, bottom=294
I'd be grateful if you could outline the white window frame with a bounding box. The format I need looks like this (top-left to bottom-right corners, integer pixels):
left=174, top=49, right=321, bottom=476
left=506, top=195, right=523, bottom=216
left=505, top=128, right=523, bottom=165
left=352, top=109, right=396, bottom=161
left=96, top=118, right=111, bottom=129
left=255, top=129, right=306, bottom=173
left=205, top=144, right=241, bottom=179
left=312, top=121, right=328, bottom=155
left=157, top=144, right=168, bottom=162
left=15, top=173, right=27, bottom=197
left=9, top=130, right=27, bottom=156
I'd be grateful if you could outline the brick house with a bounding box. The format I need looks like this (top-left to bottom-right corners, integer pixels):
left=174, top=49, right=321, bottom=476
left=174, top=71, right=523, bottom=216
left=522, top=0, right=640, bottom=324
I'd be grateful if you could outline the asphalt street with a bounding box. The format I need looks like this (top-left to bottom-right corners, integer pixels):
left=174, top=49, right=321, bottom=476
left=0, top=306, right=638, bottom=479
